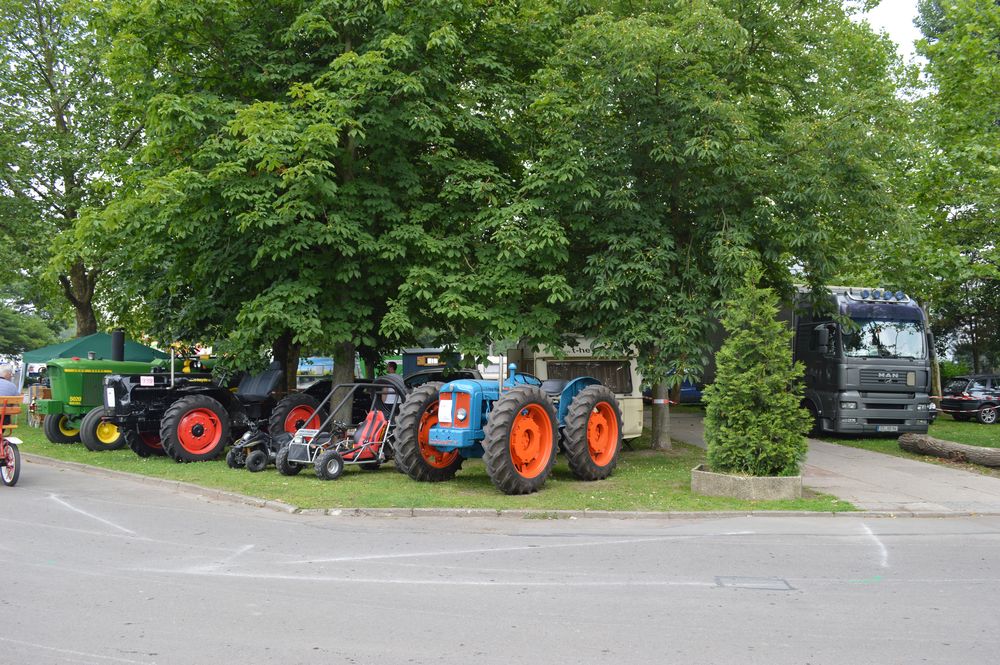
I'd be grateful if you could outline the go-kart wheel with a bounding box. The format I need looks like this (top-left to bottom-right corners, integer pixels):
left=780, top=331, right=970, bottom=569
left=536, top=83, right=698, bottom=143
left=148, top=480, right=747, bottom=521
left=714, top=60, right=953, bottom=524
left=226, top=447, right=246, bottom=469
left=315, top=450, right=344, bottom=480
left=275, top=445, right=302, bottom=476
left=359, top=461, right=381, bottom=471
left=245, top=449, right=268, bottom=472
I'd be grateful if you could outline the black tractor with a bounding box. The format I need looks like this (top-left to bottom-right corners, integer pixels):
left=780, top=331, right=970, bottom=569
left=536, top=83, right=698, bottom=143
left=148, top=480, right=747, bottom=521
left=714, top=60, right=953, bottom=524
left=103, top=362, right=323, bottom=462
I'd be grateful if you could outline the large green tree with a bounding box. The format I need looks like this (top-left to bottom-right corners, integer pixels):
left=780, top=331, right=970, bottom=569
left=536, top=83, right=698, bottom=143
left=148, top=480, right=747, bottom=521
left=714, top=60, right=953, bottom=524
left=0, top=0, right=138, bottom=336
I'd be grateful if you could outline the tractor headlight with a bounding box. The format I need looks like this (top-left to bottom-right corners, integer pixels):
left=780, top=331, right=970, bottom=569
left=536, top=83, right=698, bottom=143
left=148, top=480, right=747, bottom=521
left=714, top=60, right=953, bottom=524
left=840, top=401, right=858, bottom=409
left=456, top=408, right=467, bottom=422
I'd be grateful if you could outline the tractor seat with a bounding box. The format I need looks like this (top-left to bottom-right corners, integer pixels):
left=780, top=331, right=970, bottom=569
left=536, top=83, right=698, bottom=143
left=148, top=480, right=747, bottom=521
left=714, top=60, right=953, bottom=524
left=539, top=379, right=568, bottom=397
left=236, top=362, right=284, bottom=402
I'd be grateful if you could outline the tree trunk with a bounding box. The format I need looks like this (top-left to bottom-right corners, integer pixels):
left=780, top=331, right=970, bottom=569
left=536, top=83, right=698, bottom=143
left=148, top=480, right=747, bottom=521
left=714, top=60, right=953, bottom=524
left=59, top=259, right=99, bottom=337
left=898, top=432, right=1000, bottom=467
left=358, top=345, right=379, bottom=380
left=650, top=381, right=672, bottom=450
left=332, top=341, right=357, bottom=423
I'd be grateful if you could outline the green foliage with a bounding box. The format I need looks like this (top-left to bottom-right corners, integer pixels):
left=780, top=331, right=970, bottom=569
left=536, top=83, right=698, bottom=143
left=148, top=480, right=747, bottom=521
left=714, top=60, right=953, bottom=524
left=703, top=279, right=812, bottom=476
left=0, top=304, right=58, bottom=355
left=937, top=359, right=971, bottom=382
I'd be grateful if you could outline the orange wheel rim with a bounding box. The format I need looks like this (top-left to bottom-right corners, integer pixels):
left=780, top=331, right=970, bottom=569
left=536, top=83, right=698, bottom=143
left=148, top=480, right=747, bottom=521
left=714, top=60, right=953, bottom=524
left=418, top=401, right=459, bottom=469
left=284, top=406, right=319, bottom=433
left=587, top=402, right=618, bottom=466
left=176, top=408, right=223, bottom=454
left=509, top=404, right=553, bottom=479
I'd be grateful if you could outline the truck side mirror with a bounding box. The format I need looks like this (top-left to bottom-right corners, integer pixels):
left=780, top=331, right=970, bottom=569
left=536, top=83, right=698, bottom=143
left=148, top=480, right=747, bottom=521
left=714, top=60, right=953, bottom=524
left=816, top=326, right=830, bottom=354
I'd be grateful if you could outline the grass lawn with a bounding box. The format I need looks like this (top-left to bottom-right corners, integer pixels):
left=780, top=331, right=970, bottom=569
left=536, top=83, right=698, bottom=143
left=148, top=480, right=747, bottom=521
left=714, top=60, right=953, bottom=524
left=10, top=412, right=850, bottom=513
left=825, top=416, right=1000, bottom=478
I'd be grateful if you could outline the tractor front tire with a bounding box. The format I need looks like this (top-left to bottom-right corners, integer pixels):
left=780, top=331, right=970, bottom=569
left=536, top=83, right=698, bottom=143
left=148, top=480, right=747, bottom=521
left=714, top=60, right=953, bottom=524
left=80, top=407, right=126, bottom=452
left=394, top=382, right=463, bottom=482
left=160, top=395, right=230, bottom=462
left=482, top=386, right=558, bottom=495
left=43, top=413, right=81, bottom=444
left=561, top=385, right=622, bottom=481
left=269, top=393, right=324, bottom=436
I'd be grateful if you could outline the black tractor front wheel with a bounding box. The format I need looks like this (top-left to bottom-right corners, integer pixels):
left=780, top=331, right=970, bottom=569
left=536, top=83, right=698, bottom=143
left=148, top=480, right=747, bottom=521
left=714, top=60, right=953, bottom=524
left=80, top=407, right=126, bottom=452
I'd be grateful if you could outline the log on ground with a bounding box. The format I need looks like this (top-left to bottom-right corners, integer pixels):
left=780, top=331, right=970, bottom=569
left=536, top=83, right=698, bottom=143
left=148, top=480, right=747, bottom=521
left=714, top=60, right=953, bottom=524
left=898, top=433, right=1000, bottom=467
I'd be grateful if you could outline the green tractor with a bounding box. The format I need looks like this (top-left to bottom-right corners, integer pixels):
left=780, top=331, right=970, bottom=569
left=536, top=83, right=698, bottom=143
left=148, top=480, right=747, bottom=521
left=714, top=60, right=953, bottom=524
left=36, top=357, right=166, bottom=450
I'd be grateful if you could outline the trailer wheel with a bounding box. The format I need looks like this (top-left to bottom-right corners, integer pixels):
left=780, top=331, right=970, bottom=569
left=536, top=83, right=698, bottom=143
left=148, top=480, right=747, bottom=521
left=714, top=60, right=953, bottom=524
left=269, top=393, right=324, bottom=435
left=483, top=386, right=558, bottom=495
left=245, top=449, right=268, bottom=472
left=394, top=382, right=463, bottom=482
left=275, top=446, right=302, bottom=476
left=80, top=407, right=126, bottom=452
left=562, top=385, right=622, bottom=481
left=315, top=450, right=344, bottom=480
left=160, top=395, right=230, bottom=462
left=126, top=429, right=165, bottom=457
left=43, top=414, right=81, bottom=444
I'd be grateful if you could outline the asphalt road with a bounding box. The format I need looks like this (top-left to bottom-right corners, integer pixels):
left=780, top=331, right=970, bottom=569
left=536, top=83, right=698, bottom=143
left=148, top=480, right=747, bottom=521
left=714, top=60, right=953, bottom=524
left=3, top=461, right=1000, bottom=665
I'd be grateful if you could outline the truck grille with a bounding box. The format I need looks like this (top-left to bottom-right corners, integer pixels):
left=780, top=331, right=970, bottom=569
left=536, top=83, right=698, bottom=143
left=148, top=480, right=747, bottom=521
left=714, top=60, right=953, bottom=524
left=860, top=370, right=908, bottom=386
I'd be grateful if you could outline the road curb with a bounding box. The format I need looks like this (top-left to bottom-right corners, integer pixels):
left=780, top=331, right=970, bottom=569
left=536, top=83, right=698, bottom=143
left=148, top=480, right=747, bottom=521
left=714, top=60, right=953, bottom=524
left=23, top=453, right=1000, bottom=520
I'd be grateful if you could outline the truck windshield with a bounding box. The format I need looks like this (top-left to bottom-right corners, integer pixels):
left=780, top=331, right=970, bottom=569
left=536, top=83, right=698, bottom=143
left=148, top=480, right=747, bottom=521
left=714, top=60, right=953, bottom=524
left=842, top=319, right=926, bottom=359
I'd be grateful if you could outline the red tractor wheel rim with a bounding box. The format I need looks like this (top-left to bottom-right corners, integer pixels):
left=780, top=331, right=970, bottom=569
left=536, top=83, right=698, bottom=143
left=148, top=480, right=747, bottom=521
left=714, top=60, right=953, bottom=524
left=418, top=402, right=459, bottom=469
left=587, top=402, right=618, bottom=466
left=284, top=406, right=319, bottom=433
left=509, top=404, right=553, bottom=479
left=139, top=431, right=162, bottom=450
left=177, top=408, right=223, bottom=454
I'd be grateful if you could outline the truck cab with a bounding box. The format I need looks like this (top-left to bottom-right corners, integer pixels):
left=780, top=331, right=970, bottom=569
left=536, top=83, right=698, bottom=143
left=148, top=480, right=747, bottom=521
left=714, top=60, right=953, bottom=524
left=795, top=288, right=933, bottom=435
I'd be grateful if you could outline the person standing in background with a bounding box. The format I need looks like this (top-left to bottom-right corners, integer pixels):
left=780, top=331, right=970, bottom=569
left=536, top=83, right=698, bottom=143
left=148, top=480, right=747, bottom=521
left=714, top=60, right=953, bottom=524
left=0, top=366, right=19, bottom=396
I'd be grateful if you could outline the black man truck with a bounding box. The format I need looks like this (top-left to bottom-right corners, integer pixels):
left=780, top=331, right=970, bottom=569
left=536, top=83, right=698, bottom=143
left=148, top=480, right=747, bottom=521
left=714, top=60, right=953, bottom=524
left=790, top=286, right=933, bottom=435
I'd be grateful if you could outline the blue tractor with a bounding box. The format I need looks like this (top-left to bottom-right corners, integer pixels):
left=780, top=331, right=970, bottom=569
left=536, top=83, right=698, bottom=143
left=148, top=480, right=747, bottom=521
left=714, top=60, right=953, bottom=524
left=393, top=365, right=623, bottom=495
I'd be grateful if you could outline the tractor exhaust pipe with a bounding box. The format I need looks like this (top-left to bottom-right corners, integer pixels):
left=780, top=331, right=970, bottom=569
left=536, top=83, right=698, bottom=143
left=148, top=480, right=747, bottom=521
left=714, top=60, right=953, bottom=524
left=111, top=329, right=125, bottom=361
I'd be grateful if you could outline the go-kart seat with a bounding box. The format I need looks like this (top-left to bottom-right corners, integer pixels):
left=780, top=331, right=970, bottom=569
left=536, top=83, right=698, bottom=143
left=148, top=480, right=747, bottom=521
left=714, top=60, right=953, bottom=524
left=236, top=362, right=285, bottom=402
left=353, top=410, right=388, bottom=445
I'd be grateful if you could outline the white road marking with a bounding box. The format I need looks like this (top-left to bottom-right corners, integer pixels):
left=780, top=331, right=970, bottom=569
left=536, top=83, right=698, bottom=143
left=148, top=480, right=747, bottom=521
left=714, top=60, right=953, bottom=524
left=0, top=636, right=153, bottom=664
left=862, top=522, right=890, bottom=568
left=49, top=494, right=137, bottom=534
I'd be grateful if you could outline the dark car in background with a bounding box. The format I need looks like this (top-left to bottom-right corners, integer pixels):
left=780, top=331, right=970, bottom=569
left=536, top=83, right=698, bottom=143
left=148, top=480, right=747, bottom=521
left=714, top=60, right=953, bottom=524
left=939, top=375, right=999, bottom=425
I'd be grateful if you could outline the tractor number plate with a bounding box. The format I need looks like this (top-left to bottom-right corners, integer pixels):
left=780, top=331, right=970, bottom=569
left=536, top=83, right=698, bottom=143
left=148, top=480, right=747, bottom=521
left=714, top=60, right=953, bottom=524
left=438, top=399, right=453, bottom=423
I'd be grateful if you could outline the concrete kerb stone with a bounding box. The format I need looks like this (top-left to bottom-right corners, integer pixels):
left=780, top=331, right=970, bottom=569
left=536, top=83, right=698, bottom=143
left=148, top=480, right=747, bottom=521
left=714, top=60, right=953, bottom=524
left=22, top=453, right=1000, bottom=520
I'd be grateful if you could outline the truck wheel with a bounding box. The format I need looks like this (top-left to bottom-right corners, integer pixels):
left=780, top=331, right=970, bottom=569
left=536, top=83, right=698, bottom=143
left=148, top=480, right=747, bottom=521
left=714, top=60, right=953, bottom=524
left=315, top=450, right=345, bottom=480
left=43, top=413, right=81, bottom=444
left=160, top=395, right=230, bottom=462
left=127, top=429, right=165, bottom=457
left=275, top=445, right=302, bottom=476
left=562, top=385, right=622, bottom=481
left=394, top=382, right=463, bottom=482
left=483, top=386, right=558, bottom=495
left=80, top=407, right=126, bottom=452
left=269, top=393, right=324, bottom=436
left=978, top=406, right=998, bottom=425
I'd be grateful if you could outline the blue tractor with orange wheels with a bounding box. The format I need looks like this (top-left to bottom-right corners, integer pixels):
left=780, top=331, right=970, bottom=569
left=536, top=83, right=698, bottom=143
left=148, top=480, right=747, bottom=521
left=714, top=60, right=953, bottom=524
left=393, top=365, right=623, bottom=495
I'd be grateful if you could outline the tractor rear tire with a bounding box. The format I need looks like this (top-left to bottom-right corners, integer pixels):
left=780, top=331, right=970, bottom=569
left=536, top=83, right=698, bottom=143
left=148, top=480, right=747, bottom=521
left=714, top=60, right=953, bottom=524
left=269, top=393, right=325, bottom=436
left=561, top=385, right=622, bottom=481
left=482, top=386, right=558, bottom=495
left=394, top=382, right=463, bottom=482
left=80, top=407, right=126, bottom=452
left=126, top=428, right=165, bottom=457
left=43, top=413, right=81, bottom=444
left=160, top=395, right=230, bottom=462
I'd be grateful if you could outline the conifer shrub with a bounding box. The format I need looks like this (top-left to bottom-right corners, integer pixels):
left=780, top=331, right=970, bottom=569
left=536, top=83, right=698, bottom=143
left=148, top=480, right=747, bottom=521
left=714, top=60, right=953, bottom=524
left=703, top=281, right=812, bottom=476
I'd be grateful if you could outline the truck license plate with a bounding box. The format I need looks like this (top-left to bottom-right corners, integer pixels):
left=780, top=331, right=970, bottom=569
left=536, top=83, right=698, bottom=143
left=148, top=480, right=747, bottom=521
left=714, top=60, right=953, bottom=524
left=876, top=425, right=898, bottom=433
